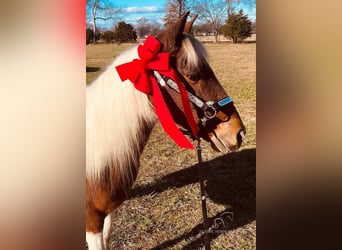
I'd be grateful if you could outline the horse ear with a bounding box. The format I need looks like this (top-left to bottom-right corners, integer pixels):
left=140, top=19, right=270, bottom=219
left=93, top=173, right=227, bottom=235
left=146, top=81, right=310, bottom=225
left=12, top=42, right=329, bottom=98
left=184, top=14, right=198, bottom=34
left=173, top=10, right=190, bottom=42
left=157, top=11, right=190, bottom=55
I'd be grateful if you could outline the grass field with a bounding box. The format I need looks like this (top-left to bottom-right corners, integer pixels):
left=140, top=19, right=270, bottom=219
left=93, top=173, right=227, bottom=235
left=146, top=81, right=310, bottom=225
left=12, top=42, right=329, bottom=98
left=87, top=41, right=256, bottom=249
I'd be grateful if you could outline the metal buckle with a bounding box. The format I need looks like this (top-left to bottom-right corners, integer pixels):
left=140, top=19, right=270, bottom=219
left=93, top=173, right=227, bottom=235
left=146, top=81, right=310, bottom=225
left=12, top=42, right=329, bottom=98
left=204, top=101, right=217, bottom=119
left=201, top=101, right=217, bottom=126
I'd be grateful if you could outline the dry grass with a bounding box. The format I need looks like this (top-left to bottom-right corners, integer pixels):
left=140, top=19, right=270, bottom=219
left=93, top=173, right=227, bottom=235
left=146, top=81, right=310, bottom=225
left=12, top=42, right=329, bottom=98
left=87, top=42, right=256, bottom=249
left=86, top=43, right=136, bottom=84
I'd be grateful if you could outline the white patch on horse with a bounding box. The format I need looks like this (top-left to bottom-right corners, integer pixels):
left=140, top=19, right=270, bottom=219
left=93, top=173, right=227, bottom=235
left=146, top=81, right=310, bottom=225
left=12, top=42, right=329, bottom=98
left=86, top=46, right=156, bottom=189
left=86, top=232, right=104, bottom=250
left=103, top=213, right=112, bottom=248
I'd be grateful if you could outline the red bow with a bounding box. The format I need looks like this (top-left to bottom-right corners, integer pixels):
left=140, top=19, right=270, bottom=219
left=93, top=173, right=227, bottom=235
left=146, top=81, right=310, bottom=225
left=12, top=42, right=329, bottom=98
left=116, top=36, right=198, bottom=149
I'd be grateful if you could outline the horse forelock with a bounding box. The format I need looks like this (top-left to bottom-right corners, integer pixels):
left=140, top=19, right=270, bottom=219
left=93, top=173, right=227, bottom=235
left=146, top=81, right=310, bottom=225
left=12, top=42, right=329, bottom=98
left=86, top=46, right=156, bottom=194
left=178, top=35, right=209, bottom=74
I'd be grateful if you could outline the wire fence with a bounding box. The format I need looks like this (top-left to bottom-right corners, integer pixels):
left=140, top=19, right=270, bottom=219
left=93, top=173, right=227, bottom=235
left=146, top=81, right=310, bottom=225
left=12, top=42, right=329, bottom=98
left=195, top=34, right=256, bottom=43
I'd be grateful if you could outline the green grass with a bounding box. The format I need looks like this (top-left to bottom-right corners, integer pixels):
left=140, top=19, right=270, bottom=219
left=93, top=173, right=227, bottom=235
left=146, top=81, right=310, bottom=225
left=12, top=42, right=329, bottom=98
left=87, top=42, right=256, bottom=249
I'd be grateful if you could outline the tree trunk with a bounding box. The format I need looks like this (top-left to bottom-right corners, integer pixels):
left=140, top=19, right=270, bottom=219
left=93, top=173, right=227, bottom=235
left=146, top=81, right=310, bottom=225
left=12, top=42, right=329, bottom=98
left=92, top=17, right=96, bottom=44
left=214, top=34, right=218, bottom=43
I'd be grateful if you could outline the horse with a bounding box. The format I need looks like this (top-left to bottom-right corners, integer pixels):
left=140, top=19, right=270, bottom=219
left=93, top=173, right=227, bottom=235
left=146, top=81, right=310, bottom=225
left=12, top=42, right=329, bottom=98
left=86, top=11, right=246, bottom=250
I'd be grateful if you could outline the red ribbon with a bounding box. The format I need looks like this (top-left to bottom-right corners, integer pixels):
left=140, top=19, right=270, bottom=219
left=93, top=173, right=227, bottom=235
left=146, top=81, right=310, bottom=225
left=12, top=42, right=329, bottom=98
left=115, top=36, right=198, bottom=149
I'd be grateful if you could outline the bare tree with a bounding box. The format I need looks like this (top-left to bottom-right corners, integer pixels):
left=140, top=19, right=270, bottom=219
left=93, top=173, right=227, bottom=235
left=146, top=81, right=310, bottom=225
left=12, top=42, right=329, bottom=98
left=163, top=0, right=188, bottom=25
left=191, top=0, right=227, bottom=43
left=225, top=0, right=239, bottom=15
left=136, top=18, right=150, bottom=38
left=149, top=21, right=162, bottom=36
left=86, top=0, right=121, bottom=43
left=225, top=0, right=257, bottom=22
left=135, top=18, right=162, bottom=38
left=192, top=22, right=214, bottom=36
left=251, top=20, right=256, bottom=34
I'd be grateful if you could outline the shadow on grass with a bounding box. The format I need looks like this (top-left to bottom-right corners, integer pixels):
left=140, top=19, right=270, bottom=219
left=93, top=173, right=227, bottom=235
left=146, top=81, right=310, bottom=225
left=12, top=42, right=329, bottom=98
left=86, top=66, right=101, bottom=72
left=130, top=148, right=256, bottom=249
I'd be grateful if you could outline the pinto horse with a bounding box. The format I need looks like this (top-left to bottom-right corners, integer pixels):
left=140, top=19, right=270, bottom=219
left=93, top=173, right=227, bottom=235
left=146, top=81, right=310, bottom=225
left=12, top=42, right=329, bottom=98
left=86, top=12, right=245, bottom=249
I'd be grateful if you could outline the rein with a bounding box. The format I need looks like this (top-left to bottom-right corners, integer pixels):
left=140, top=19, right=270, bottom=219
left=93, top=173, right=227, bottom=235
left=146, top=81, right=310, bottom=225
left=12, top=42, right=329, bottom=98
left=154, top=70, right=235, bottom=249
left=196, top=138, right=211, bottom=250
left=153, top=66, right=234, bottom=250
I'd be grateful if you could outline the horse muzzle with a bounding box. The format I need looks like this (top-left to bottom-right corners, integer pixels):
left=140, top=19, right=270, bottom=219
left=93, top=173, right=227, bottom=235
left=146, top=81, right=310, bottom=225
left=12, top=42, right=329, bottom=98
left=208, top=121, right=246, bottom=153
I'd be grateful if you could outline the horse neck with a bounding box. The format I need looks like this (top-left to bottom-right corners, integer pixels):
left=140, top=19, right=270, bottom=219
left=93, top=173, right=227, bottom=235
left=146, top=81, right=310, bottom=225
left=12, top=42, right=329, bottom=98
left=86, top=46, right=156, bottom=185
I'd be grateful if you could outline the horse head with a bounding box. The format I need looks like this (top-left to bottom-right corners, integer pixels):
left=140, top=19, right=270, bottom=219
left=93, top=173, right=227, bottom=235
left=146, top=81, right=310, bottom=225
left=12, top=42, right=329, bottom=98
left=156, top=11, right=246, bottom=152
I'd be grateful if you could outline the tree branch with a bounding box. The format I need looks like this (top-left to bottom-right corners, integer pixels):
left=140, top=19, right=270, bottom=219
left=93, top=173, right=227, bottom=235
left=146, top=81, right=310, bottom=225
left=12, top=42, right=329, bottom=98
left=95, top=16, right=114, bottom=21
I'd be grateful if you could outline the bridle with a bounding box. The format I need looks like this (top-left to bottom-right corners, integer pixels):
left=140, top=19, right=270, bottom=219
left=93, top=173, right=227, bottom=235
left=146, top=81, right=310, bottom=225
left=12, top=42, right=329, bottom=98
left=153, top=71, right=233, bottom=127
left=154, top=70, right=233, bottom=250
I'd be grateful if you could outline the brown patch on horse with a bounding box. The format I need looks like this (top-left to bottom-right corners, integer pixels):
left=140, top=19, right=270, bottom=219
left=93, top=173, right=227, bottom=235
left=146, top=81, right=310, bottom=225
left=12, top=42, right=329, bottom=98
left=86, top=120, right=153, bottom=233
left=86, top=174, right=129, bottom=233
left=85, top=162, right=136, bottom=233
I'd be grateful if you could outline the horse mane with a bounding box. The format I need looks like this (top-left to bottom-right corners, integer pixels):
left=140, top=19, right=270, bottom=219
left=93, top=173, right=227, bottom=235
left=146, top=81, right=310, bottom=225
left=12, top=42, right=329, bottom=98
left=86, top=35, right=208, bottom=193
left=86, top=46, right=156, bottom=192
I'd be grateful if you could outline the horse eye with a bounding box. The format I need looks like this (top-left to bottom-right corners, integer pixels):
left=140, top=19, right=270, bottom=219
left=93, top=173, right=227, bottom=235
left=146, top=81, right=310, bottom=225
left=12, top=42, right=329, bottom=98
left=187, top=73, right=200, bottom=82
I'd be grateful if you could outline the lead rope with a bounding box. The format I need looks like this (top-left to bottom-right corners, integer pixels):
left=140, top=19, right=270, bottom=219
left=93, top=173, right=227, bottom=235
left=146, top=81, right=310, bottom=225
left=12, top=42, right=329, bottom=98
left=196, top=139, right=211, bottom=250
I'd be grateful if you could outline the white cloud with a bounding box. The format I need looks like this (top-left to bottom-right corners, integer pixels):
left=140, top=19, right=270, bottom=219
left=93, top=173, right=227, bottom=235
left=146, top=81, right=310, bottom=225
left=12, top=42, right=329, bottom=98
left=123, top=6, right=161, bottom=14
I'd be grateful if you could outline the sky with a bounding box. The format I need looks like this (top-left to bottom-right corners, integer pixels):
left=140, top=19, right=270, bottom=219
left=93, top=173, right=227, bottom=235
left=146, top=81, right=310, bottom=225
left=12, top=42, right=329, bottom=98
left=88, top=0, right=256, bottom=29
left=118, top=0, right=165, bottom=24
